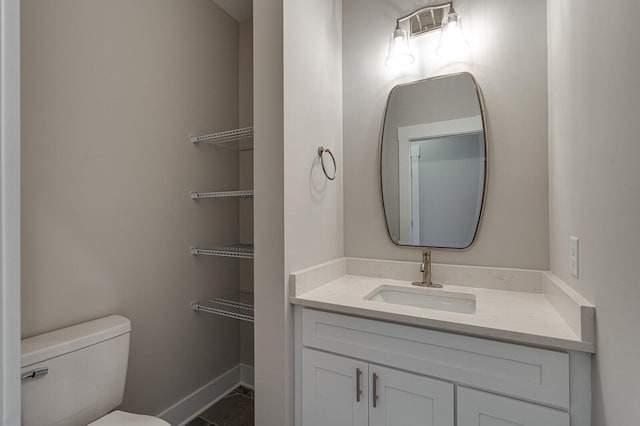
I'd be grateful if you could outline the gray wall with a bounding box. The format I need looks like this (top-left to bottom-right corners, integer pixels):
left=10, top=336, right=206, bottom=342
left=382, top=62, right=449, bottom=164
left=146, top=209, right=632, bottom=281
left=343, top=0, right=550, bottom=269
left=547, top=0, right=640, bottom=423
left=284, top=0, right=344, bottom=273
left=21, top=0, right=242, bottom=414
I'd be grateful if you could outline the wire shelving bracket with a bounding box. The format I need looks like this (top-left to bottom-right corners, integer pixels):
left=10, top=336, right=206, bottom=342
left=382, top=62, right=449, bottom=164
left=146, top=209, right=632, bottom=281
left=190, top=243, right=254, bottom=259
left=191, top=290, right=254, bottom=323
left=190, top=190, right=254, bottom=199
left=190, top=126, right=253, bottom=151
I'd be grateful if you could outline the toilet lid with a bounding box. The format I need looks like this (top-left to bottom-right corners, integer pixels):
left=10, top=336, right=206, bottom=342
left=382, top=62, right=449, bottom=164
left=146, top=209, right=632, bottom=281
left=88, top=410, right=170, bottom=426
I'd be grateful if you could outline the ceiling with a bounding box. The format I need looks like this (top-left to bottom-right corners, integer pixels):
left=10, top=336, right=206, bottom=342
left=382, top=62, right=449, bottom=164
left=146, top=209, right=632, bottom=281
left=211, top=0, right=252, bottom=22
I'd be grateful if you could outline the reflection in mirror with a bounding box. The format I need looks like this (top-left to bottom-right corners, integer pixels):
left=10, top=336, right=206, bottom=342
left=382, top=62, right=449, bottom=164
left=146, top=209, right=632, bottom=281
left=381, top=72, right=486, bottom=249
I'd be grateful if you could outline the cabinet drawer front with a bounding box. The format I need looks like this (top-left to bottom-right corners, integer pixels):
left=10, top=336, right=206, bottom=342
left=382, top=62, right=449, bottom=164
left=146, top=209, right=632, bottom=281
left=302, top=309, right=569, bottom=408
left=457, top=387, right=569, bottom=426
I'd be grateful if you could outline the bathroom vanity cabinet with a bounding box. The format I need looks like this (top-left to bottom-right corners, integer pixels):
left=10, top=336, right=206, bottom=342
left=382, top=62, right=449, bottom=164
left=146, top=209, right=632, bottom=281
left=297, top=308, right=590, bottom=426
left=303, top=348, right=454, bottom=425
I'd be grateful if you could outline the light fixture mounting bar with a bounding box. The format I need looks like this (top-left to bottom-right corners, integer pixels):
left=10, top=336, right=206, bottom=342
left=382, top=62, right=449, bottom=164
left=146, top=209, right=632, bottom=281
left=397, top=1, right=454, bottom=37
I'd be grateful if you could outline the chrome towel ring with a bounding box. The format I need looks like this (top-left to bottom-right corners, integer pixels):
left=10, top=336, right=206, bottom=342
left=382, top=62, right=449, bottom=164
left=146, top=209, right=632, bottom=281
left=318, top=146, right=337, bottom=181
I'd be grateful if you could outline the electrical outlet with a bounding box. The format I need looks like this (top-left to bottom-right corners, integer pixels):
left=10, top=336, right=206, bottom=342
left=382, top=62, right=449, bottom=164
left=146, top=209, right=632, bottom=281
left=569, top=236, right=579, bottom=278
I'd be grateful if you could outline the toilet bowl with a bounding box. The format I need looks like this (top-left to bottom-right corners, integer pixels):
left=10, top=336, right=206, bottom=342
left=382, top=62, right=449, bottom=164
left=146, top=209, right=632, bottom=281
left=21, top=315, right=169, bottom=426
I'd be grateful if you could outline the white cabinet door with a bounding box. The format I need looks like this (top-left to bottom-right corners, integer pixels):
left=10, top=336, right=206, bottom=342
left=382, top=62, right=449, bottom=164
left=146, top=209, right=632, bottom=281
left=302, top=348, right=369, bottom=426
left=369, top=364, right=454, bottom=426
left=457, top=387, right=570, bottom=426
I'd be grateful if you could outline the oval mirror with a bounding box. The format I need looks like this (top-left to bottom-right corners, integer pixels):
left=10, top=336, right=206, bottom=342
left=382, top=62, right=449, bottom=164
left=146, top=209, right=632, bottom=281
left=380, top=72, right=487, bottom=249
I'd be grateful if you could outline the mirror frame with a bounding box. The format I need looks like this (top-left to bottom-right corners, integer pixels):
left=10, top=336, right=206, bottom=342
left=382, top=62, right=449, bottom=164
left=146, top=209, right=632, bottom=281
left=379, top=71, right=488, bottom=250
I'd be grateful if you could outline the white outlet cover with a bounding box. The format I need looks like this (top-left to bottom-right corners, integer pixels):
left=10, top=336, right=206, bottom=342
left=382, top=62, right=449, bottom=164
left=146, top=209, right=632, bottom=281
left=569, top=236, right=579, bottom=278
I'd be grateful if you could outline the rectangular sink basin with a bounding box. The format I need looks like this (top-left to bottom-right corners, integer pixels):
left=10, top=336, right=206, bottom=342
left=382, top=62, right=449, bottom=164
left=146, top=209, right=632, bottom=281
left=365, top=285, right=476, bottom=314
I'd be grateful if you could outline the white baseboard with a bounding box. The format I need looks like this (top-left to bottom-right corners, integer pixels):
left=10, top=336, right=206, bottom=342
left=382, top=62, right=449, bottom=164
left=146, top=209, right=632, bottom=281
left=157, top=363, right=255, bottom=426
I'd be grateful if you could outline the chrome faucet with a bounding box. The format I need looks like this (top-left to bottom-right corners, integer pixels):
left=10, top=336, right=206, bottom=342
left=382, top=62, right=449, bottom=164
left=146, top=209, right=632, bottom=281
left=412, top=250, right=443, bottom=288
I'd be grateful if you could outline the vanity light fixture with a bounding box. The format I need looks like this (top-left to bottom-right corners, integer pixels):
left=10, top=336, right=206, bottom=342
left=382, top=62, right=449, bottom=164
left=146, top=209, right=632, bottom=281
left=385, top=24, right=414, bottom=68
left=436, top=7, right=469, bottom=57
left=385, top=1, right=469, bottom=68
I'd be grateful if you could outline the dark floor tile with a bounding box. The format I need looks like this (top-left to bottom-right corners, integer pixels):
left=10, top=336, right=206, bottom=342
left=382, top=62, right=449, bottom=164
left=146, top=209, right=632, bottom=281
left=233, top=386, right=255, bottom=399
left=199, top=387, right=254, bottom=426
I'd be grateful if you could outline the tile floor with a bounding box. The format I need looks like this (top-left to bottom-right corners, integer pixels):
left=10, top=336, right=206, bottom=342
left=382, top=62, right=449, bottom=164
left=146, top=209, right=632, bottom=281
left=186, top=387, right=254, bottom=426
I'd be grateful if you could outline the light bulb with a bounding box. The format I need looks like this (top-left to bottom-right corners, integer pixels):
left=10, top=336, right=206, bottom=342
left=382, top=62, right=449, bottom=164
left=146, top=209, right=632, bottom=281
left=385, top=26, right=414, bottom=68
left=436, top=11, right=469, bottom=58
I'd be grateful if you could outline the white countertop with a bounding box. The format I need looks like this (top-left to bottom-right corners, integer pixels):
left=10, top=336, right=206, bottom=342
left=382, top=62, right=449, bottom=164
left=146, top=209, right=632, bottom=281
left=289, top=258, right=595, bottom=353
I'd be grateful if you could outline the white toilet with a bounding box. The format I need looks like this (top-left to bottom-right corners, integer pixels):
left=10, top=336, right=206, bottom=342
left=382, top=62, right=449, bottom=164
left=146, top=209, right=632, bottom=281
left=21, top=315, right=170, bottom=426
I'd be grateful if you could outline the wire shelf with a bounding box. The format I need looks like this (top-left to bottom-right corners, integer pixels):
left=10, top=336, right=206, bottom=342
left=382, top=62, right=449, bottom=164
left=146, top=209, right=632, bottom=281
left=190, top=127, right=253, bottom=151
left=190, top=243, right=254, bottom=259
left=191, top=290, right=254, bottom=323
left=190, top=190, right=254, bottom=200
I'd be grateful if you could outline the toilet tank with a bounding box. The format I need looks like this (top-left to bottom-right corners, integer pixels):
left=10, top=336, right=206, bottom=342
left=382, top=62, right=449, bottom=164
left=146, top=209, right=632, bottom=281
left=21, top=315, right=132, bottom=426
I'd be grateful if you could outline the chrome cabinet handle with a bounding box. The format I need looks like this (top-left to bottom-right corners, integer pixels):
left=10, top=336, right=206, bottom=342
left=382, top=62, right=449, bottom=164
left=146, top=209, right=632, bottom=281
left=372, top=372, right=379, bottom=408
left=356, top=368, right=362, bottom=402
left=21, top=367, right=48, bottom=382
